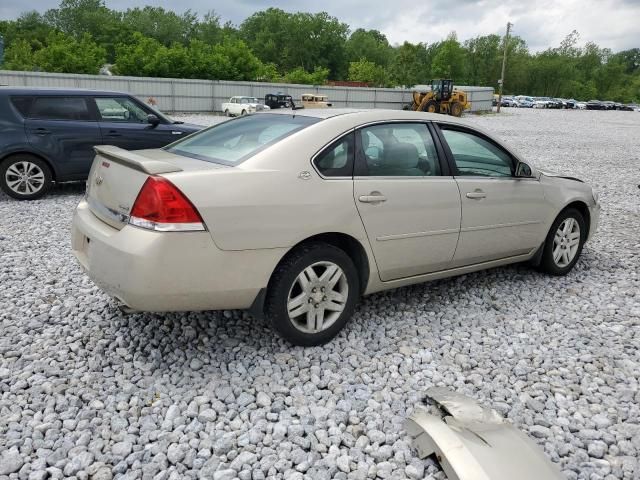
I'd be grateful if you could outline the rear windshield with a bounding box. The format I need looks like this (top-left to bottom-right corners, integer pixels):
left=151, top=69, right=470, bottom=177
left=166, top=114, right=319, bottom=165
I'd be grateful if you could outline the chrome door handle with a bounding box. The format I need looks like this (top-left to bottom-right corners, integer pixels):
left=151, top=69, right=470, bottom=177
left=465, top=191, right=486, bottom=199
left=359, top=194, right=387, bottom=203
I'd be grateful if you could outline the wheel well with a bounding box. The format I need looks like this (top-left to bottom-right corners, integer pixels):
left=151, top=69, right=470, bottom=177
left=289, top=233, right=370, bottom=295
left=1, top=152, right=57, bottom=181
left=563, top=201, right=590, bottom=238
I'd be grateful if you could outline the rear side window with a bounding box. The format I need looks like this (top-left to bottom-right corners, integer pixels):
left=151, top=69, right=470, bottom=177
left=167, top=114, right=319, bottom=165
left=314, top=133, right=354, bottom=177
left=95, top=97, right=151, bottom=123
left=29, top=97, right=92, bottom=121
left=10, top=96, right=34, bottom=117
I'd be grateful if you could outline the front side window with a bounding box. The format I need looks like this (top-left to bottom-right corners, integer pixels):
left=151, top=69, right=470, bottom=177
left=95, top=97, right=151, bottom=123
left=167, top=114, right=319, bottom=165
left=440, top=127, right=513, bottom=177
left=313, top=133, right=354, bottom=177
left=356, top=123, right=441, bottom=177
left=29, top=97, right=92, bottom=121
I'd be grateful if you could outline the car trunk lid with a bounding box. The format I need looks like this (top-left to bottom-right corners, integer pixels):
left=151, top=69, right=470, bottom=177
left=86, top=145, right=223, bottom=230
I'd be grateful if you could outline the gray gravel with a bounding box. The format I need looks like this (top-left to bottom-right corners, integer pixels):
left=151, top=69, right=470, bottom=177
left=1, top=108, right=639, bottom=480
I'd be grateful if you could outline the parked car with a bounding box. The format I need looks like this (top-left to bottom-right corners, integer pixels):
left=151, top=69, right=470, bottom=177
left=575, top=102, right=587, bottom=110
left=534, top=97, right=551, bottom=108
left=72, top=109, right=600, bottom=346
left=301, top=94, right=332, bottom=108
left=221, top=96, right=269, bottom=117
left=586, top=100, right=604, bottom=110
left=602, top=101, right=616, bottom=110
left=265, top=93, right=296, bottom=110
left=500, top=96, right=518, bottom=107
left=515, top=96, right=535, bottom=108
left=0, top=87, right=202, bottom=200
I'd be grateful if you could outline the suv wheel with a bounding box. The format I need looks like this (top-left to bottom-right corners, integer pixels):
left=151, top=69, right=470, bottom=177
left=539, top=208, right=586, bottom=275
left=0, top=155, right=53, bottom=200
left=265, top=243, right=360, bottom=346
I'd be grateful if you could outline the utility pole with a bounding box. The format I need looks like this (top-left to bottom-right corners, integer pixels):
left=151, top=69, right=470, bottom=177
left=496, top=22, right=512, bottom=113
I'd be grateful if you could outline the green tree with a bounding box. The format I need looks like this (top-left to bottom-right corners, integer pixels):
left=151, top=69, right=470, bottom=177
left=348, top=58, right=387, bottom=86
left=389, top=41, right=432, bottom=87
left=345, top=29, right=393, bottom=66
left=431, top=32, right=466, bottom=80
left=282, top=66, right=329, bottom=85
left=121, top=7, right=198, bottom=46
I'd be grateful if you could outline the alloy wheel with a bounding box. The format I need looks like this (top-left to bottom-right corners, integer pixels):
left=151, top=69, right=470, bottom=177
left=286, top=261, right=349, bottom=334
left=552, top=217, right=581, bottom=267
left=5, top=161, right=46, bottom=195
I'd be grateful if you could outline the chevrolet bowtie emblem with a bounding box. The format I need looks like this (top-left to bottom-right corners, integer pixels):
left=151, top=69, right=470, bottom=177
left=95, top=176, right=103, bottom=185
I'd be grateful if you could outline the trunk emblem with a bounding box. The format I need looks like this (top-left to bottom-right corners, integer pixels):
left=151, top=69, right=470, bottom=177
left=95, top=176, right=104, bottom=185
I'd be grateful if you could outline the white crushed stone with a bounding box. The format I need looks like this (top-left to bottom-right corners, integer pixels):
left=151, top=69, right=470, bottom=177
left=0, top=108, right=638, bottom=479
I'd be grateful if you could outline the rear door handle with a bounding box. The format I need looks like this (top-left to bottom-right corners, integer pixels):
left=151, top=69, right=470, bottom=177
left=106, top=130, right=122, bottom=137
left=33, top=128, right=50, bottom=135
left=359, top=193, right=387, bottom=203
left=465, top=191, right=487, bottom=199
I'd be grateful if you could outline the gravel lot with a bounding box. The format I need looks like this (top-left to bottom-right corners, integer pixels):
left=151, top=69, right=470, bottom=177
left=1, top=108, right=639, bottom=480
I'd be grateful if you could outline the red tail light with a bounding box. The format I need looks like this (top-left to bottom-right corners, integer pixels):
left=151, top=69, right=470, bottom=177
left=129, top=176, right=205, bottom=231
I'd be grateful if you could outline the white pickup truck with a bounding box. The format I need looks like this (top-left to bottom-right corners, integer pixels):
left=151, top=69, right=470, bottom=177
left=221, top=96, right=270, bottom=116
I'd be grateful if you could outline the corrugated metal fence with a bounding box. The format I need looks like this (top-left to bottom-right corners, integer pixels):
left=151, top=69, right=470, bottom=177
left=0, top=70, right=494, bottom=113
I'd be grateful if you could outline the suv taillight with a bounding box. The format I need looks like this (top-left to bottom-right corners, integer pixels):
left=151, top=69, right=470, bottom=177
left=129, top=176, right=205, bottom=232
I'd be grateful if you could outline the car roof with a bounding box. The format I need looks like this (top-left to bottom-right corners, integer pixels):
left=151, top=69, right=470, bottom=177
left=262, top=108, right=470, bottom=126
left=0, top=86, right=131, bottom=96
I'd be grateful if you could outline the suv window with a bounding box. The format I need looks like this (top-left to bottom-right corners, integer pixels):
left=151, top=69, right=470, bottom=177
left=10, top=96, right=34, bottom=117
left=314, top=133, right=354, bottom=177
left=356, top=123, right=440, bottom=177
left=95, top=97, right=151, bottom=123
left=440, top=127, right=513, bottom=177
left=29, top=97, right=92, bottom=121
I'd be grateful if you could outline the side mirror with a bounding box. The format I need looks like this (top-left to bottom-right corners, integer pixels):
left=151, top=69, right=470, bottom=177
left=515, top=162, right=533, bottom=178
left=147, top=114, right=160, bottom=126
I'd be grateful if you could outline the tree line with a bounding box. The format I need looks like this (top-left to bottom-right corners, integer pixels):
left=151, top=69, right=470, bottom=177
left=1, top=0, right=639, bottom=102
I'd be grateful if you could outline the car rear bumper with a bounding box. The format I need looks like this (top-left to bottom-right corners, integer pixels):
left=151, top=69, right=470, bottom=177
left=71, top=199, right=286, bottom=312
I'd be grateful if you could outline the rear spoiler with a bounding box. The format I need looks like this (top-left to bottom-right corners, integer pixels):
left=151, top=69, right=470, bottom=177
left=93, top=145, right=183, bottom=175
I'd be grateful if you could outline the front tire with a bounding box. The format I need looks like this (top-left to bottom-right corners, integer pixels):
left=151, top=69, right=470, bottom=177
left=264, top=242, right=360, bottom=346
left=422, top=100, right=438, bottom=113
left=0, top=155, right=53, bottom=200
left=224, top=109, right=230, bottom=117
left=539, top=208, right=586, bottom=275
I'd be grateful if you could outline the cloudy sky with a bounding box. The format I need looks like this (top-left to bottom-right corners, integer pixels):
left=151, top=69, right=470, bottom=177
left=2, top=0, right=639, bottom=52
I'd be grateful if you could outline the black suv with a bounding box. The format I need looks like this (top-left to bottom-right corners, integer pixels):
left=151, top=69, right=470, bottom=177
left=0, top=87, right=202, bottom=200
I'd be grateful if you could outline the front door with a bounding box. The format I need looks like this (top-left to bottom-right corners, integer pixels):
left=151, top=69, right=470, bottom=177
left=436, top=124, right=547, bottom=267
left=25, top=96, right=102, bottom=180
left=92, top=96, right=184, bottom=150
left=353, top=122, right=461, bottom=281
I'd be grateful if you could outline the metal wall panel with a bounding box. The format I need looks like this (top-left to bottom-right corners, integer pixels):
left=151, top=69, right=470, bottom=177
left=0, top=70, right=494, bottom=113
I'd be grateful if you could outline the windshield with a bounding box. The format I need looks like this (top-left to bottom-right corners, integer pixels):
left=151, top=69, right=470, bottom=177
left=166, top=114, right=319, bottom=165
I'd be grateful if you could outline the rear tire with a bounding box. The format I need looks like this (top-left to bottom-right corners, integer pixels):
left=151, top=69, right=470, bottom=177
left=241, top=109, right=247, bottom=116
left=224, top=109, right=230, bottom=117
left=264, top=242, right=360, bottom=346
left=539, top=208, right=586, bottom=275
left=450, top=102, right=464, bottom=117
left=0, top=154, right=53, bottom=200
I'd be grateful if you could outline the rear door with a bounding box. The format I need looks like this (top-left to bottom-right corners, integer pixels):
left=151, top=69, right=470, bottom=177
left=25, top=96, right=102, bottom=180
left=353, top=122, right=461, bottom=281
left=91, top=96, right=185, bottom=150
left=435, top=123, right=547, bottom=267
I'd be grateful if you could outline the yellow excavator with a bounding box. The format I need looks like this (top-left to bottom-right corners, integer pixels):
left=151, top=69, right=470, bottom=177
left=410, top=79, right=470, bottom=117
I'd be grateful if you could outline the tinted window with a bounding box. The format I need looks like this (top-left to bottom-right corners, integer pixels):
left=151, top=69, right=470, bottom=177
left=356, top=123, right=441, bottom=177
left=166, top=114, right=319, bottom=165
left=441, top=128, right=513, bottom=177
left=95, top=97, right=151, bottom=123
left=10, top=96, right=34, bottom=117
left=29, top=97, right=92, bottom=121
left=314, top=133, right=354, bottom=177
